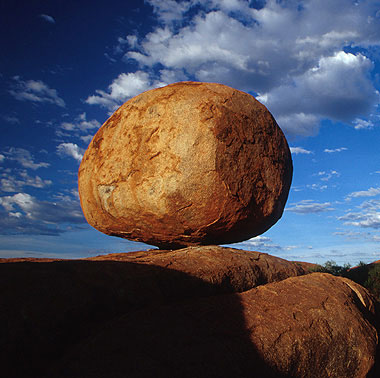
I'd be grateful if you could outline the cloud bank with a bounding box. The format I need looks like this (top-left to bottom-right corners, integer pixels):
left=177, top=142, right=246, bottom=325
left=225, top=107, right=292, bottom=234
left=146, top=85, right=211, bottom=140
left=286, top=200, right=335, bottom=214
left=86, top=0, right=380, bottom=136
left=0, top=192, right=86, bottom=236
left=339, top=200, right=380, bottom=230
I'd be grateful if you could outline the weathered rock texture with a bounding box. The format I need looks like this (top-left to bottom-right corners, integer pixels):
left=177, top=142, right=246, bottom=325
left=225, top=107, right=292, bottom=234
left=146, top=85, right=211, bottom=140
left=0, top=246, right=306, bottom=378
left=1, top=247, right=379, bottom=378
left=50, top=273, right=378, bottom=378
left=87, top=245, right=309, bottom=293
left=78, top=82, right=292, bottom=248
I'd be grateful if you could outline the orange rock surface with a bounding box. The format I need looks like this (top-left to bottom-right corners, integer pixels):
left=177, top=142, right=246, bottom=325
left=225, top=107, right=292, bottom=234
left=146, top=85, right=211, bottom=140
left=78, top=82, right=292, bottom=248
left=55, top=273, right=378, bottom=378
left=1, top=247, right=378, bottom=378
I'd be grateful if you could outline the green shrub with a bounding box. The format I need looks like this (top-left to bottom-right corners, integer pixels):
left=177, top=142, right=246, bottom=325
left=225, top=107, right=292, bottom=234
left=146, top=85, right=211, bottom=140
left=311, top=260, right=351, bottom=276
left=309, top=260, right=380, bottom=301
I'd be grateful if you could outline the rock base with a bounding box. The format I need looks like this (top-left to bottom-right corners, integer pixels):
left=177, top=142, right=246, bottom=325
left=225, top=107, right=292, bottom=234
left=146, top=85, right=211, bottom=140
left=1, top=246, right=378, bottom=378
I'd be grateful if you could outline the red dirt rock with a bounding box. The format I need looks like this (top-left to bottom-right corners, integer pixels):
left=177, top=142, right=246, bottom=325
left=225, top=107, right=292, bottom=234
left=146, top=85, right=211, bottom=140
left=2, top=249, right=378, bottom=378
left=86, top=245, right=309, bottom=292
left=49, top=273, right=379, bottom=378
left=78, top=82, right=292, bottom=248
left=0, top=246, right=306, bottom=378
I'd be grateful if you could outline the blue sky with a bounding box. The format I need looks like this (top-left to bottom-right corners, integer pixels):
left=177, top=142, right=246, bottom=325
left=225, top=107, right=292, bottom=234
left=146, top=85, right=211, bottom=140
left=1, top=0, right=380, bottom=265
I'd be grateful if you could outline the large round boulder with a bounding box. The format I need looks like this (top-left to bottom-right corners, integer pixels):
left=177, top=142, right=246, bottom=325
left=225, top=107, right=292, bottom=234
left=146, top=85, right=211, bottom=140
left=78, top=82, right=292, bottom=248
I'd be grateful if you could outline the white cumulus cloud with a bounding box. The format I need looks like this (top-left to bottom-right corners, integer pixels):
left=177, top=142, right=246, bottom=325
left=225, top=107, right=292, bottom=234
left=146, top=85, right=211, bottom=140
left=86, top=71, right=166, bottom=110
left=354, top=118, right=374, bottom=130
left=259, top=51, right=377, bottom=135
left=0, top=192, right=86, bottom=235
left=147, top=0, right=194, bottom=23
left=57, top=143, right=85, bottom=163
left=58, top=113, right=101, bottom=145
left=347, top=187, right=380, bottom=199
left=274, top=113, right=319, bottom=137
left=317, top=170, right=340, bottom=182
left=241, top=235, right=282, bottom=251
left=338, top=200, right=380, bottom=229
left=290, top=147, right=313, bottom=155
left=86, top=0, right=380, bottom=136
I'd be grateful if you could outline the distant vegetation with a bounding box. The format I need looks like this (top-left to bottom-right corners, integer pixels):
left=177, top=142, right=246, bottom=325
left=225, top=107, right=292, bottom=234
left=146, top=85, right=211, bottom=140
left=311, top=260, right=380, bottom=301
left=311, top=260, right=353, bottom=276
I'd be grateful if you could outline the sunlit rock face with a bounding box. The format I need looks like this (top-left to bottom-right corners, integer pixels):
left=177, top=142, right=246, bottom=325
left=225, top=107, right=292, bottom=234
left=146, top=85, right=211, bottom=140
left=78, top=81, right=292, bottom=248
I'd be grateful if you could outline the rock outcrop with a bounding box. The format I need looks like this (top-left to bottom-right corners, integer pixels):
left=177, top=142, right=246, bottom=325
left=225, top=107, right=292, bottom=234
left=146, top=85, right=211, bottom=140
left=50, top=273, right=378, bottom=378
left=0, top=247, right=308, bottom=378
left=1, top=247, right=378, bottom=378
left=78, top=82, right=292, bottom=248
left=87, top=245, right=309, bottom=293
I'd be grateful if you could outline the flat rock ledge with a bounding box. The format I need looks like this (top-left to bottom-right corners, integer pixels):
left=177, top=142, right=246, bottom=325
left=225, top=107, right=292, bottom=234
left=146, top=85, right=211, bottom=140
left=1, top=246, right=378, bottom=378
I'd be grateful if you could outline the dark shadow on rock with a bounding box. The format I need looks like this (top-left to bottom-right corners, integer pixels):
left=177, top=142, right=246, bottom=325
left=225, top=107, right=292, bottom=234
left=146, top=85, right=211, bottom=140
left=367, top=300, right=380, bottom=378
left=0, top=258, right=286, bottom=378
left=344, top=264, right=380, bottom=378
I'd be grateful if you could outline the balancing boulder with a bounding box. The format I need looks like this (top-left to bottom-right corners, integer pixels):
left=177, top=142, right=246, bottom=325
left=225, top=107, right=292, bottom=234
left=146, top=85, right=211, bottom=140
left=78, top=82, right=292, bottom=248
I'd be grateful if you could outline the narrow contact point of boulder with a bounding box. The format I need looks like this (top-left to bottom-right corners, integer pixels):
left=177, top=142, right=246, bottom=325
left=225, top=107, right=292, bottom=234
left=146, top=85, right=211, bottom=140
left=78, top=82, right=292, bottom=248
